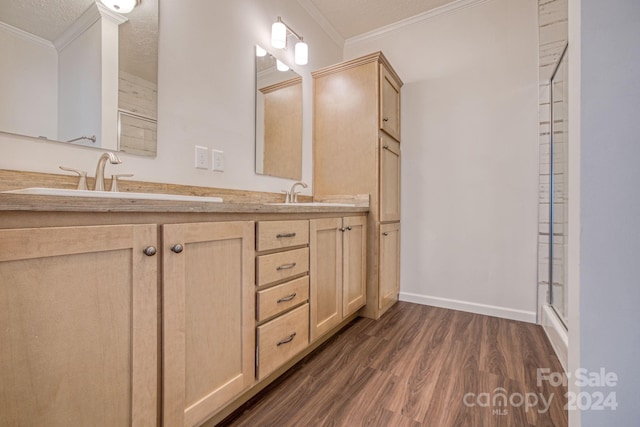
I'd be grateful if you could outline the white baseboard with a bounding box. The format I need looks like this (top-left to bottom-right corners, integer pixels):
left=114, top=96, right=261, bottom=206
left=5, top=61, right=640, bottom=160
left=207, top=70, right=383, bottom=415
left=541, top=305, right=568, bottom=372
left=399, top=292, right=537, bottom=323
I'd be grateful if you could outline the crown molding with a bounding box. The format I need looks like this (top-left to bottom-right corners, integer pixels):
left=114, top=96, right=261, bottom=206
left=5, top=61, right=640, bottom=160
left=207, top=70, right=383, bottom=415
left=345, top=0, right=490, bottom=47
left=54, top=1, right=128, bottom=52
left=296, top=0, right=345, bottom=48
left=0, top=21, right=54, bottom=49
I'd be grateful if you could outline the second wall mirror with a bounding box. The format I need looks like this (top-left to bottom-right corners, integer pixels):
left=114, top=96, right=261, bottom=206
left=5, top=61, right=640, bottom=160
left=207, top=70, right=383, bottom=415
left=254, top=45, right=302, bottom=180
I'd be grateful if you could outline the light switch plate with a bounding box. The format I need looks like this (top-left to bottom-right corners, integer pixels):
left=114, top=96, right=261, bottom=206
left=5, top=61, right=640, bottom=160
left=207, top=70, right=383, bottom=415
left=195, top=145, right=209, bottom=169
left=212, top=150, right=224, bottom=172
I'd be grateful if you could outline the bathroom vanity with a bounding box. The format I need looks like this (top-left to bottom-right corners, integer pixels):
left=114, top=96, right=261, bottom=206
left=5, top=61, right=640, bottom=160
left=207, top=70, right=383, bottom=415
left=0, top=181, right=367, bottom=427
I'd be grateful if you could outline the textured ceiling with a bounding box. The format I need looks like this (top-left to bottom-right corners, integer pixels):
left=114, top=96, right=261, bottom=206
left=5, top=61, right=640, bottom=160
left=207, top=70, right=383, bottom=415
left=0, top=0, right=157, bottom=83
left=307, top=0, right=458, bottom=39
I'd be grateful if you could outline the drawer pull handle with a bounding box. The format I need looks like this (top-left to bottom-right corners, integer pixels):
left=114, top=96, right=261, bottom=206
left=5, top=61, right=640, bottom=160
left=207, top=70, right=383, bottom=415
left=383, top=232, right=389, bottom=236
left=171, top=244, right=184, bottom=253
left=277, top=262, right=297, bottom=271
left=383, top=145, right=392, bottom=151
left=277, top=293, right=297, bottom=303
left=276, top=232, right=296, bottom=238
left=143, top=246, right=157, bottom=256
left=277, top=332, right=297, bottom=346
left=383, top=117, right=389, bottom=122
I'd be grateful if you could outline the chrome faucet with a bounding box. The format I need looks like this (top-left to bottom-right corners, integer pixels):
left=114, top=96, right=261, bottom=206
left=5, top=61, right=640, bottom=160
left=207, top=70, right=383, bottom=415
left=287, top=181, right=308, bottom=203
left=94, top=152, right=121, bottom=191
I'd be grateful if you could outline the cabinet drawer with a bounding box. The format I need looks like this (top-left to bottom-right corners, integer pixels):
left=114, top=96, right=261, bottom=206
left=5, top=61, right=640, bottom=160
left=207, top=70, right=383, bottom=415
left=257, top=247, right=309, bottom=287
left=257, top=276, right=309, bottom=323
left=257, top=303, right=309, bottom=380
left=257, top=220, right=309, bottom=252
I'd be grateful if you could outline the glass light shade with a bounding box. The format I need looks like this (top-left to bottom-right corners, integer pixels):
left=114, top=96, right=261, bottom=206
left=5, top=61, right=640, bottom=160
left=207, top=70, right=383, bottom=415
left=276, top=59, right=290, bottom=72
left=271, top=21, right=287, bottom=49
left=255, top=45, right=267, bottom=57
left=101, top=0, right=137, bottom=13
left=294, top=41, right=308, bottom=65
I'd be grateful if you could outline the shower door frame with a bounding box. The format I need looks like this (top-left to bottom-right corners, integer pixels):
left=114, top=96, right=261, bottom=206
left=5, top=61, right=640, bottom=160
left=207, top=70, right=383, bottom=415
left=548, top=42, right=569, bottom=329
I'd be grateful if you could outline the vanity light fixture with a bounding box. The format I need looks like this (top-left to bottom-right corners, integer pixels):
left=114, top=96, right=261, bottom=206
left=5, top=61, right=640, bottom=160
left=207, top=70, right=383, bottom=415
left=271, top=16, right=308, bottom=65
left=256, top=45, right=267, bottom=57
left=276, top=59, right=290, bottom=72
left=101, top=0, right=139, bottom=14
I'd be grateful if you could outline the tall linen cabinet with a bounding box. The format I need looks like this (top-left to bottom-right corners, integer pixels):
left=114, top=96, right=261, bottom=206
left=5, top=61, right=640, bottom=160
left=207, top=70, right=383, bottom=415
left=313, top=52, right=402, bottom=319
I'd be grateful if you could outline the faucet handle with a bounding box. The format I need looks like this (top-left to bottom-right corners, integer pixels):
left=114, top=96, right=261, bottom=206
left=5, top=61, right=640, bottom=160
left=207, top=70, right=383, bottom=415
left=281, top=190, right=291, bottom=204
left=59, top=166, right=88, bottom=190
left=292, top=191, right=301, bottom=203
left=110, top=174, right=134, bottom=192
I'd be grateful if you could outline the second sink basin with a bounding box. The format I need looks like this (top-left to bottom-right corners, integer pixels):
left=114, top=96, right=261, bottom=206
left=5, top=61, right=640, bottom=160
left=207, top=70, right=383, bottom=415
left=267, top=202, right=356, bottom=207
left=4, top=187, right=223, bottom=203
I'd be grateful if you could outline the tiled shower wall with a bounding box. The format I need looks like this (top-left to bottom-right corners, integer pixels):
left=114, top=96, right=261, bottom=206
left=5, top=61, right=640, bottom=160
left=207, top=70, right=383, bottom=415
left=537, top=0, right=568, bottom=319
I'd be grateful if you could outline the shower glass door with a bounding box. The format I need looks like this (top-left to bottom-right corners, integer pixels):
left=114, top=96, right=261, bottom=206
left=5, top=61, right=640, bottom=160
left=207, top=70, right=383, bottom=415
left=549, top=44, right=569, bottom=328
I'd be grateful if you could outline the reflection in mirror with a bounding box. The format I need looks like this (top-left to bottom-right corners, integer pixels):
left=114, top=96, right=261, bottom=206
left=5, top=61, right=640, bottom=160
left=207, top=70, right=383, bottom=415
left=0, top=0, right=158, bottom=156
left=255, top=45, right=302, bottom=180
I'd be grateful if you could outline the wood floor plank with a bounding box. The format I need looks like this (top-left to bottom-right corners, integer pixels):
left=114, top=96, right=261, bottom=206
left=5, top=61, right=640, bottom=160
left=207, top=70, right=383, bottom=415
left=221, top=302, right=567, bottom=427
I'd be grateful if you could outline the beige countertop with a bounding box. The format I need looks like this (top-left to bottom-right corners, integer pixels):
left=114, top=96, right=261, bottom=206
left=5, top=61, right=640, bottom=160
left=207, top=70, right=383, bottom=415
left=0, top=193, right=369, bottom=214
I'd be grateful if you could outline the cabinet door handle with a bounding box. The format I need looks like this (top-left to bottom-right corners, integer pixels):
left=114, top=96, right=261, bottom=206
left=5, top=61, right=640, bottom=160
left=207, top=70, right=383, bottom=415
left=277, top=293, right=297, bottom=303
left=276, top=262, right=296, bottom=271
left=277, top=332, right=297, bottom=346
left=346, top=226, right=352, bottom=231
left=340, top=227, right=346, bottom=232
left=383, top=145, right=392, bottom=151
left=143, top=246, right=157, bottom=256
left=383, top=117, right=389, bottom=122
left=171, top=244, right=184, bottom=253
left=276, top=232, right=296, bottom=238
left=382, top=232, right=389, bottom=236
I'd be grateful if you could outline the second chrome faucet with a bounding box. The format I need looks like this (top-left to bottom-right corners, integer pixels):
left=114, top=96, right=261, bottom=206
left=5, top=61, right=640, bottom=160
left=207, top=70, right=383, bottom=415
left=283, top=181, right=308, bottom=203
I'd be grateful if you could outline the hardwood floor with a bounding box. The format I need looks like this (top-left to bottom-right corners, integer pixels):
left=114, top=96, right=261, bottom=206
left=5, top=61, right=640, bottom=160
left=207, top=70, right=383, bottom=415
left=221, top=302, right=567, bottom=427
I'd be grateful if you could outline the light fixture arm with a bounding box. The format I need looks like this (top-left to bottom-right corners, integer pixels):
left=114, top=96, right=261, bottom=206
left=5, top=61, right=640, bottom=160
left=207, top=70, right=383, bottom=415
left=276, top=16, right=304, bottom=43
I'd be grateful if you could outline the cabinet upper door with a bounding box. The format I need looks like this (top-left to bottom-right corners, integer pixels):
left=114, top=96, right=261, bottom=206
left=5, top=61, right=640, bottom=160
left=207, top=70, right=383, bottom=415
left=380, top=134, right=401, bottom=222
left=162, top=221, right=255, bottom=427
left=0, top=225, right=158, bottom=427
left=380, top=64, right=401, bottom=141
left=309, top=218, right=343, bottom=342
left=343, top=216, right=367, bottom=317
left=379, top=222, right=401, bottom=313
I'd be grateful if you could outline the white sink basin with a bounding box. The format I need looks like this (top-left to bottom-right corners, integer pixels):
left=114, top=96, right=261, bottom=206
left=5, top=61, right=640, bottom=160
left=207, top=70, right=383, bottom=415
left=4, top=187, right=223, bottom=203
left=267, top=202, right=356, bottom=207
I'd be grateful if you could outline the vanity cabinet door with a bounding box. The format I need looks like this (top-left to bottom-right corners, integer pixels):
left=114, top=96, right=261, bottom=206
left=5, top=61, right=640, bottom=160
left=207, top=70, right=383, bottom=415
left=379, top=222, right=401, bottom=312
left=342, top=216, right=367, bottom=317
left=380, top=64, right=401, bottom=141
left=163, top=221, right=255, bottom=427
left=310, top=218, right=343, bottom=342
left=380, top=134, right=401, bottom=222
left=0, top=225, right=158, bottom=427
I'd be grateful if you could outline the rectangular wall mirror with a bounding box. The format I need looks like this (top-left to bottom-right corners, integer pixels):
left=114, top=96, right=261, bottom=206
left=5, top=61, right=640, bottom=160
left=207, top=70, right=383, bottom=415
left=0, top=0, right=158, bottom=156
left=255, top=45, right=302, bottom=180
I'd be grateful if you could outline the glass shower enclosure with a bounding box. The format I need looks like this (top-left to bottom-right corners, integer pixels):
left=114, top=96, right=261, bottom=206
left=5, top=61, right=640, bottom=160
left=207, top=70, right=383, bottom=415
left=549, top=44, right=569, bottom=328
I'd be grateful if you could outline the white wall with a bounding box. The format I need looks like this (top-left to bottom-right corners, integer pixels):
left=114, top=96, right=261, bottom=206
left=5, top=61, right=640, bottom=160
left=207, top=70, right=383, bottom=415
left=569, top=0, right=640, bottom=424
left=0, top=23, right=58, bottom=140
left=0, top=0, right=342, bottom=195
left=345, top=0, right=540, bottom=321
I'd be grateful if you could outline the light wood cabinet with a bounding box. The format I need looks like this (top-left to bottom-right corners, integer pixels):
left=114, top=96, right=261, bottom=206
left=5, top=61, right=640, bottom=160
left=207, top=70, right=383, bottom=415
left=0, top=225, right=158, bottom=427
left=380, top=65, right=401, bottom=140
left=342, top=216, right=367, bottom=317
left=162, top=221, right=255, bottom=427
left=310, top=216, right=367, bottom=341
left=313, top=52, right=402, bottom=319
left=380, top=134, right=401, bottom=223
left=379, top=222, right=401, bottom=313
